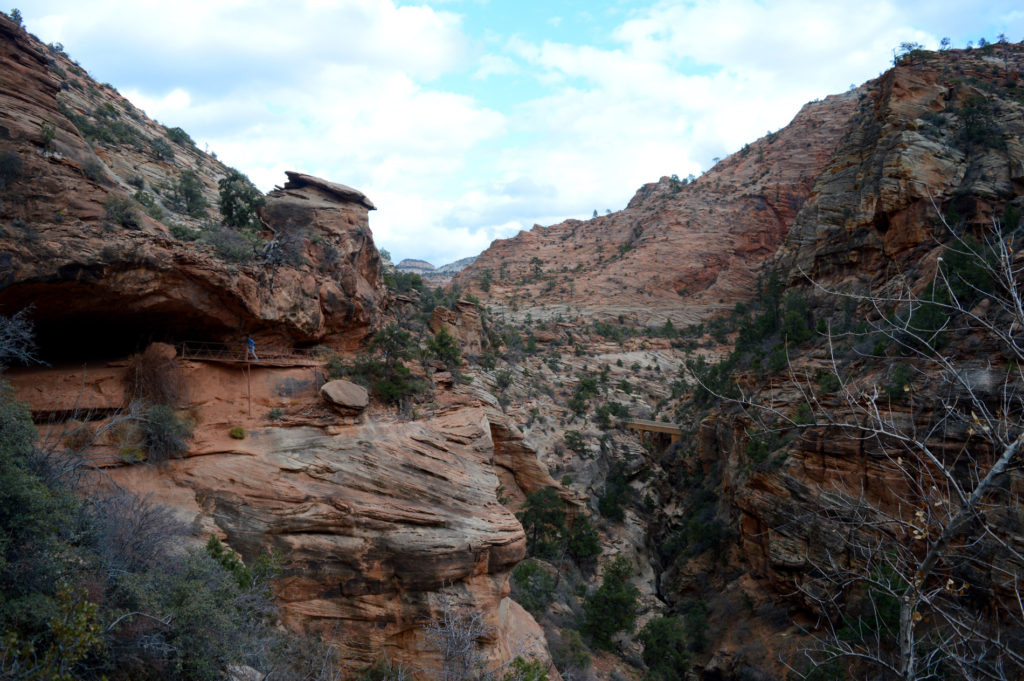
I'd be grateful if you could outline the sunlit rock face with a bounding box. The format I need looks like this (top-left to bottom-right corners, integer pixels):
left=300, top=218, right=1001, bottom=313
left=455, top=88, right=862, bottom=326
left=0, top=17, right=382, bottom=356
left=0, top=15, right=547, bottom=673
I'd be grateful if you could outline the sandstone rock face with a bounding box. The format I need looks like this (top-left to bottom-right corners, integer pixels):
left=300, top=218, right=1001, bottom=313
left=0, top=16, right=382, bottom=358
left=319, top=379, right=369, bottom=414
left=645, top=43, right=1024, bottom=677
left=8, top=358, right=551, bottom=673
left=775, top=45, right=1024, bottom=291
left=455, top=90, right=862, bottom=326
left=457, top=43, right=1024, bottom=680
left=0, top=18, right=549, bottom=675
left=429, top=300, right=484, bottom=357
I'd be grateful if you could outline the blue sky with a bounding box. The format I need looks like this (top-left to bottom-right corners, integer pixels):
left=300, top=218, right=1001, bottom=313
left=19, top=1, right=1024, bottom=265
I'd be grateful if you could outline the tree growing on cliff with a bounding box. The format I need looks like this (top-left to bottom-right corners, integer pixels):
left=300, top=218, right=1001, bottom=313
left=517, top=486, right=565, bottom=558
left=218, top=168, right=265, bottom=232
left=580, top=556, right=639, bottom=650
left=174, top=169, right=207, bottom=217
left=428, top=328, right=463, bottom=374
left=742, top=217, right=1024, bottom=680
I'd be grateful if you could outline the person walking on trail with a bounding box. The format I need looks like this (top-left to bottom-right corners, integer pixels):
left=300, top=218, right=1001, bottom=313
left=246, top=337, right=258, bottom=361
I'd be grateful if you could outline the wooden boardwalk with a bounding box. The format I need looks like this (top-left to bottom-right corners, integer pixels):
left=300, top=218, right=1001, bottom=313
left=177, top=341, right=325, bottom=367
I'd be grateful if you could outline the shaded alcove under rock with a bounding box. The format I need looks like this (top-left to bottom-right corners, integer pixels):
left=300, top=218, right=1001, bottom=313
left=0, top=281, right=239, bottom=363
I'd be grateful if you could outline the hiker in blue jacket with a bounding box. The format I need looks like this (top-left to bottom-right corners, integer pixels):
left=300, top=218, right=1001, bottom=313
left=246, top=337, right=258, bottom=360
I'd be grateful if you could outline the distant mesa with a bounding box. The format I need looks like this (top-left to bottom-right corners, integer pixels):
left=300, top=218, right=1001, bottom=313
left=437, top=256, right=477, bottom=274
left=397, top=258, right=435, bottom=273
left=396, top=256, right=477, bottom=285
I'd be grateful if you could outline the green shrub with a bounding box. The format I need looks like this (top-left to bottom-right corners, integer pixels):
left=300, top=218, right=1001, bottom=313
left=503, top=657, right=548, bottom=681
left=229, top=426, right=245, bottom=440
left=150, top=135, right=175, bottom=160
left=517, top=486, right=566, bottom=558
left=330, top=353, right=427, bottom=405
left=202, top=225, right=257, bottom=262
left=120, top=549, right=250, bottom=681
left=205, top=536, right=280, bottom=592
left=105, top=194, right=142, bottom=229
left=142, top=405, right=193, bottom=461
left=169, top=222, right=200, bottom=241
left=427, top=327, right=462, bottom=371
left=817, top=371, right=840, bottom=393
left=598, top=460, right=630, bottom=521
left=218, top=168, right=265, bottom=231
left=581, top=556, right=639, bottom=649
left=166, top=126, right=194, bottom=147
left=372, top=364, right=426, bottom=404
left=564, top=430, right=587, bottom=456
left=174, top=169, right=207, bottom=217
left=566, top=515, right=602, bottom=564
left=268, top=407, right=283, bottom=420
left=548, top=628, right=590, bottom=673
left=638, top=616, right=690, bottom=681
left=382, top=269, right=424, bottom=293
left=81, top=158, right=105, bottom=182
left=495, top=368, right=514, bottom=391
left=511, top=559, right=555, bottom=617
left=683, top=600, right=709, bottom=652
left=885, top=363, right=914, bottom=401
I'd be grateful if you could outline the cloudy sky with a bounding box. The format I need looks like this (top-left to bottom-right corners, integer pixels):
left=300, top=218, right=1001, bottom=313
left=20, top=1, right=1024, bottom=265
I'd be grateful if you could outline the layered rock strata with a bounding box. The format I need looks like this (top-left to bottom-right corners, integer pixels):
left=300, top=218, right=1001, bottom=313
left=455, top=89, right=863, bottom=325
left=0, top=15, right=382, bottom=355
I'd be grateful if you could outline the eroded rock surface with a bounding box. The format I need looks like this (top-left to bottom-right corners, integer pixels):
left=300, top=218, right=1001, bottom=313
left=0, top=16, right=382, bottom=356
left=320, top=379, right=369, bottom=414
left=429, top=300, right=484, bottom=357
left=455, top=89, right=862, bottom=326
left=8, top=357, right=551, bottom=672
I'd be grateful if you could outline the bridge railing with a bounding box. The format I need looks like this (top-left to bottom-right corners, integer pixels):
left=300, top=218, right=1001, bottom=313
left=177, top=341, right=324, bottom=363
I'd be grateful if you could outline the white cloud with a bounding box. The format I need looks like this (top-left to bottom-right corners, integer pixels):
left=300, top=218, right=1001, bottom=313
left=19, top=0, right=1024, bottom=265
left=474, top=54, right=521, bottom=79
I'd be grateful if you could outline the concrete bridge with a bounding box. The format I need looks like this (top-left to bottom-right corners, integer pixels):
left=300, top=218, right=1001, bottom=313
left=622, top=418, right=683, bottom=445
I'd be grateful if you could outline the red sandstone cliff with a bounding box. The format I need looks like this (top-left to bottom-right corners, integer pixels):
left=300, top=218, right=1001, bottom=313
left=455, top=89, right=862, bottom=326
left=0, top=14, right=551, bottom=675
left=0, top=16, right=382, bottom=355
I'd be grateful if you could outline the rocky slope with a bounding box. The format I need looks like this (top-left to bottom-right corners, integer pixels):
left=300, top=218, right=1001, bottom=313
left=6, top=7, right=1024, bottom=679
left=454, top=89, right=862, bottom=326
left=6, top=356, right=555, bottom=671
left=458, top=41, right=1024, bottom=680
left=0, top=14, right=554, bottom=675
left=0, top=15, right=382, bottom=356
left=718, top=35, right=1024, bottom=632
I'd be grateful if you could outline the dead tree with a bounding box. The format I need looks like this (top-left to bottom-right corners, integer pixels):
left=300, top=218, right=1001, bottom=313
left=739, top=217, right=1024, bottom=680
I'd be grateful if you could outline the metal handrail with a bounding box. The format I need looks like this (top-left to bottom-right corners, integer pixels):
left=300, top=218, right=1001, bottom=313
left=177, top=341, right=324, bottom=363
